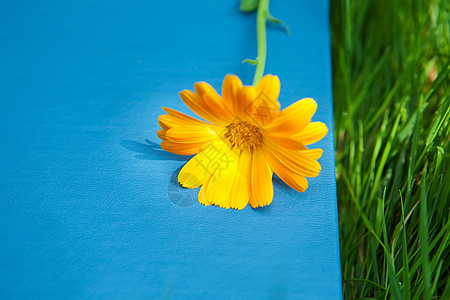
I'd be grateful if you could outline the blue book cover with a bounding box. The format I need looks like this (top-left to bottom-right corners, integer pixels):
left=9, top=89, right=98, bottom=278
left=0, top=0, right=342, bottom=298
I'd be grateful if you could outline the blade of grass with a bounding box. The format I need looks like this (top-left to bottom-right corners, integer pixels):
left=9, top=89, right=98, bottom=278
left=400, top=194, right=411, bottom=299
left=419, top=167, right=432, bottom=300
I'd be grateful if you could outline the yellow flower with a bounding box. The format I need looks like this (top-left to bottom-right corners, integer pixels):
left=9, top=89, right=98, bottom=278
left=158, top=74, right=328, bottom=210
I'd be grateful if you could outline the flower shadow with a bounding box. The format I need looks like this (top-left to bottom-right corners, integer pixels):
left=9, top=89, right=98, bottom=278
left=121, top=140, right=300, bottom=211
left=254, top=176, right=299, bottom=214
left=273, top=176, right=298, bottom=198
left=120, top=139, right=191, bottom=162
left=167, top=164, right=198, bottom=207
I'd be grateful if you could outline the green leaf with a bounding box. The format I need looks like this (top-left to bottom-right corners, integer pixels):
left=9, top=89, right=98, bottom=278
left=239, top=0, right=258, bottom=12
left=242, top=58, right=258, bottom=65
left=266, top=12, right=290, bottom=35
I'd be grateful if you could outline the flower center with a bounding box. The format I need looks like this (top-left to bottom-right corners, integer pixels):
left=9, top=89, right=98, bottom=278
left=224, top=121, right=262, bottom=150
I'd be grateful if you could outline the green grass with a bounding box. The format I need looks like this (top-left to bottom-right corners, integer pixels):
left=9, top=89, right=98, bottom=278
left=330, top=0, right=450, bottom=298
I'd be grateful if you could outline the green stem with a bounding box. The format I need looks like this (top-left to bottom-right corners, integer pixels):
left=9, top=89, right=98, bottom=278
left=253, top=0, right=270, bottom=86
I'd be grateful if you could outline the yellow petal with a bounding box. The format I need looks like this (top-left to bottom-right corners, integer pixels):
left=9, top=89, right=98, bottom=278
left=194, top=82, right=234, bottom=123
left=162, top=107, right=211, bottom=127
left=256, top=75, right=280, bottom=107
left=158, top=121, right=169, bottom=130
left=165, top=126, right=216, bottom=143
left=178, top=139, right=230, bottom=188
left=264, top=137, right=321, bottom=177
left=295, top=122, right=328, bottom=145
left=179, top=90, right=225, bottom=125
left=221, top=74, right=257, bottom=122
left=160, top=140, right=208, bottom=156
left=263, top=148, right=309, bottom=193
left=198, top=177, right=211, bottom=206
left=157, top=129, right=166, bottom=140
left=266, top=98, right=317, bottom=136
left=158, top=114, right=207, bottom=129
left=205, top=149, right=240, bottom=209
left=251, top=75, right=281, bottom=126
left=263, top=133, right=307, bottom=151
left=227, top=150, right=251, bottom=210
left=250, top=148, right=273, bottom=208
left=300, top=148, right=323, bottom=160
left=221, top=74, right=243, bottom=115
left=236, top=86, right=256, bottom=122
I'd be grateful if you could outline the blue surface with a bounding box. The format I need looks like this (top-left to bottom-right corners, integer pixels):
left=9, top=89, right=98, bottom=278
left=0, top=0, right=341, bottom=298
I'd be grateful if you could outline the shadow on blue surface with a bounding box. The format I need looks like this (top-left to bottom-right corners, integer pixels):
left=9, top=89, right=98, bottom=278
left=121, top=139, right=200, bottom=207
left=167, top=164, right=197, bottom=208
left=273, top=176, right=298, bottom=198
left=121, top=139, right=301, bottom=211
left=120, top=139, right=190, bottom=161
